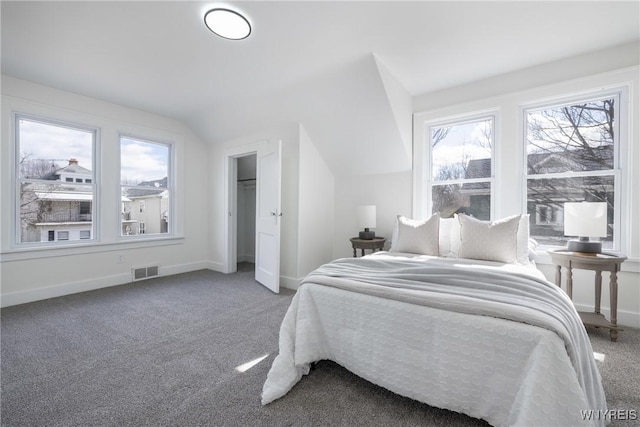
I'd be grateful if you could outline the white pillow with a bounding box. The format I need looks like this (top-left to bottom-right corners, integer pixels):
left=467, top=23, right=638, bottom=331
left=517, top=214, right=531, bottom=264
left=390, top=213, right=440, bottom=255
left=458, top=214, right=521, bottom=263
left=528, top=237, right=539, bottom=261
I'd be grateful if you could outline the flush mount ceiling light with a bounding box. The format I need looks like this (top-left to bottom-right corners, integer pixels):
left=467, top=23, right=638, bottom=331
left=204, top=8, right=251, bottom=40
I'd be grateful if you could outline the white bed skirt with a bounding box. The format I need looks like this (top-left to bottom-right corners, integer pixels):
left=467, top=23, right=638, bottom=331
left=262, top=283, right=602, bottom=427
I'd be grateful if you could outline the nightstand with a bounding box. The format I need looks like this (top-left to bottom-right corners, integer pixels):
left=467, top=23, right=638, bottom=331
left=548, top=249, right=626, bottom=341
left=349, top=237, right=386, bottom=257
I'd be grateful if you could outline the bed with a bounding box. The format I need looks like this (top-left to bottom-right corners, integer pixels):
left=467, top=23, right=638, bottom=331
left=261, top=214, right=607, bottom=427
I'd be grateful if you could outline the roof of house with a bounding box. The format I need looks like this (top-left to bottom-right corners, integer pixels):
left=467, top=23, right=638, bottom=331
left=125, top=187, right=167, bottom=198
left=459, top=146, right=615, bottom=194
left=43, top=160, right=92, bottom=180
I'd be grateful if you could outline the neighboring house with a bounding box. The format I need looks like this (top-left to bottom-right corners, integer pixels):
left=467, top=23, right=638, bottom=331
left=42, top=158, right=92, bottom=184
left=121, top=177, right=169, bottom=235
left=22, top=159, right=94, bottom=242
left=122, top=186, right=168, bottom=235
left=22, top=158, right=168, bottom=241
left=459, top=147, right=614, bottom=243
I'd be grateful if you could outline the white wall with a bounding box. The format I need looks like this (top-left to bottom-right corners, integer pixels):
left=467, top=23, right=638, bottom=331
left=207, top=124, right=301, bottom=289
left=333, top=171, right=413, bottom=259
left=297, top=124, right=335, bottom=277
left=0, top=76, right=210, bottom=306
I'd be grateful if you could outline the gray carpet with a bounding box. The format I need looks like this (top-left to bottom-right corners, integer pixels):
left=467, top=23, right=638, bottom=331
left=2, top=265, right=639, bottom=426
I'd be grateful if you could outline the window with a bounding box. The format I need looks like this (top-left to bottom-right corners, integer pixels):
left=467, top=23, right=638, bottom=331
left=80, top=230, right=91, bottom=239
left=525, top=94, right=619, bottom=249
left=16, top=115, right=96, bottom=245
left=426, top=115, right=494, bottom=219
left=120, top=136, right=171, bottom=237
left=79, top=201, right=91, bottom=215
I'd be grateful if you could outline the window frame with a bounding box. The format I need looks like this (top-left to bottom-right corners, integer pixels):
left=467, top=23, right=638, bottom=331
left=13, top=113, right=99, bottom=248
left=419, top=109, right=498, bottom=220
left=520, top=89, right=626, bottom=252
left=118, top=133, right=175, bottom=241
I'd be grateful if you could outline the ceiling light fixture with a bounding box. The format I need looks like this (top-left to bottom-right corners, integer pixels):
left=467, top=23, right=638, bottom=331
left=204, top=8, right=251, bottom=40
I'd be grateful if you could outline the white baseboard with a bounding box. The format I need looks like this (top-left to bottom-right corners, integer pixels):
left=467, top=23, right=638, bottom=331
left=1, top=260, right=210, bottom=308
left=160, top=261, right=211, bottom=276
left=1, top=272, right=131, bottom=308
left=280, top=275, right=301, bottom=291
left=206, top=260, right=225, bottom=273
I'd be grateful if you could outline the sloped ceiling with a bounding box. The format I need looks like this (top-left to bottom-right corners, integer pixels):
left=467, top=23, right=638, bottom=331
left=2, top=1, right=639, bottom=176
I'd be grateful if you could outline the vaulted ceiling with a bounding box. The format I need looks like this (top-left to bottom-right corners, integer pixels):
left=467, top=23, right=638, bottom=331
left=2, top=1, right=639, bottom=176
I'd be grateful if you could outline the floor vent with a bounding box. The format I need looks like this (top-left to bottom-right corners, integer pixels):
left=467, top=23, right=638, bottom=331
left=132, top=266, right=159, bottom=281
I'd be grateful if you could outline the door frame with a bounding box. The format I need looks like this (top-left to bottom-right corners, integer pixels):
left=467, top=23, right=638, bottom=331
left=223, top=142, right=262, bottom=274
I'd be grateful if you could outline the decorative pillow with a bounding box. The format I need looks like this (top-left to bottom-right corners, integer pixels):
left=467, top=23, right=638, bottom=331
left=528, top=237, right=539, bottom=261
left=517, top=214, right=531, bottom=264
left=457, top=214, right=521, bottom=263
left=390, top=213, right=440, bottom=255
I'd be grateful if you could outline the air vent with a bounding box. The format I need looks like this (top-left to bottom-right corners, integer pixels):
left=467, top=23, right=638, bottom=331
left=132, top=266, right=160, bottom=281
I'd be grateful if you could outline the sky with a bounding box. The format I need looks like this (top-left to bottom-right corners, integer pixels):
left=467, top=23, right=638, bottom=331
left=120, top=137, right=169, bottom=185
left=430, top=119, right=492, bottom=181
left=18, top=118, right=169, bottom=185
left=18, top=117, right=93, bottom=170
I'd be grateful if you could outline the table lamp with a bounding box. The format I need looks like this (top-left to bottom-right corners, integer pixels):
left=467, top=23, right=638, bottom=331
left=357, top=205, right=376, bottom=240
left=564, top=202, right=607, bottom=253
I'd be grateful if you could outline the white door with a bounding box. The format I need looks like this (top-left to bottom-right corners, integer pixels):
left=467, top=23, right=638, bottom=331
left=255, top=140, right=282, bottom=293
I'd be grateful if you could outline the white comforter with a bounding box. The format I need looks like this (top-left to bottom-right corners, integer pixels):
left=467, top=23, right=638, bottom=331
left=262, top=253, right=607, bottom=427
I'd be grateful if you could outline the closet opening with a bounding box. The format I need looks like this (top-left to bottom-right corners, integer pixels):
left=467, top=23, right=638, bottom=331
left=236, top=154, right=257, bottom=273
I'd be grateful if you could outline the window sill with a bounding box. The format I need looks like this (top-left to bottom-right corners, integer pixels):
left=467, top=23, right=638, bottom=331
left=0, top=236, right=185, bottom=262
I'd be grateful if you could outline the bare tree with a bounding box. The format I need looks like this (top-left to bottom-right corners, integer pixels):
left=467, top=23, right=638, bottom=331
left=18, top=153, right=61, bottom=242
left=526, top=99, right=615, bottom=243
left=431, top=127, right=450, bottom=147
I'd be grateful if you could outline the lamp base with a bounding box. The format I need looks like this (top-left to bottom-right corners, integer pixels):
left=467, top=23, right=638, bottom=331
left=359, top=228, right=375, bottom=240
left=567, top=239, right=602, bottom=254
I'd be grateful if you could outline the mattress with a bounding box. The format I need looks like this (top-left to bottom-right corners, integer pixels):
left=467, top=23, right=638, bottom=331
left=262, top=252, right=606, bottom=427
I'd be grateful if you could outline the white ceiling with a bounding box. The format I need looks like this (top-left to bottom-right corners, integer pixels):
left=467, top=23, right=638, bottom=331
left=2, top=1, right=639, bottom=176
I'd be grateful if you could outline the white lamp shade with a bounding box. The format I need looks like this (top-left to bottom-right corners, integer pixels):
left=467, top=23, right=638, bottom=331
left=564, top=202, right=607, bottom=238
left=357, top=205, right=376, bottom=229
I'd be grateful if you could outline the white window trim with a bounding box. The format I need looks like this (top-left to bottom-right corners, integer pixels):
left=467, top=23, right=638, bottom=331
left=414, top=109, right=499, bottom=219
left=413, top=69, right=637, bottom=272
left=12, top=112, right=99, bottom=249
left=2, top=96, right=185, bottom=261
left=520, top=87, right=628, bottom=254
left=117, top=133, right=176, bottom=241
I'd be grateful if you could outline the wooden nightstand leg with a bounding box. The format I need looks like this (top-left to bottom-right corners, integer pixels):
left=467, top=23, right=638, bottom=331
left=352, top=247, right=356, bottom=258
left=594, top=270, right=602, bottom=314
left=360, top=249, right=365, bottom=257
left=566, top=266, right=573, bottom=299
left=554, top=265, right=561, bottom=287
left=610, top=270, right=619, bottom=342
